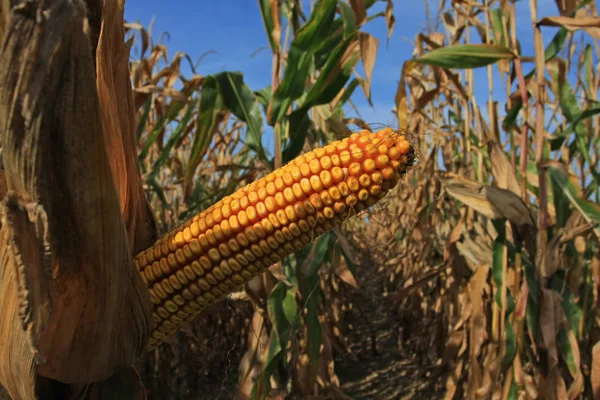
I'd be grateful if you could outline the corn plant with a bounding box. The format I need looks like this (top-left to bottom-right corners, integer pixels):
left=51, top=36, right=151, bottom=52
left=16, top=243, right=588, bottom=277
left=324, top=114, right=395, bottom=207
left=377, top=0, right=600, bottom=398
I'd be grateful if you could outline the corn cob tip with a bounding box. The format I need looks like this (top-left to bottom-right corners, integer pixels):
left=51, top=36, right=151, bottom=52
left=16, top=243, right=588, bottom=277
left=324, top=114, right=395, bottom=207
left=135, top=127, right=415, bottom=350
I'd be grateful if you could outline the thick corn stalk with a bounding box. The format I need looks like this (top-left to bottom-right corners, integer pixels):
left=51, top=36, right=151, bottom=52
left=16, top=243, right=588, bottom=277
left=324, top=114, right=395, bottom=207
left=134, top=128, right=416, bottom=350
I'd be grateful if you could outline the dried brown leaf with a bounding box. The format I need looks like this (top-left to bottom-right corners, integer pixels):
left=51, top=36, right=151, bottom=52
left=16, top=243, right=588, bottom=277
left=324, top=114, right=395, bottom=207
left=349, top=0, right=366, bottom=26
left=539, top=289, right=562, bottom=369
left=441, top=173, right=535, bottom=226
left=537, top=16, right=600, bottom=39
left=358, top=32, right=378, bottom=102
left=554, top=0, right=578, bottom=16
left=487, top=141, right=520, bottom=196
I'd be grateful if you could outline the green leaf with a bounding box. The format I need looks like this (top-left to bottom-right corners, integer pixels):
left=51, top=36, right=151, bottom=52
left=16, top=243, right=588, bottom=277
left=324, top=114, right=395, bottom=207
left=148, top=99, right=196, bottom=177
left=254, top=282, right=298, bottom=399
left=556, top=328, right=579, bottom=379
left=550, top=275, right=582, bottom=338
left=136, top=95, right=153, bottom=142
left=293, top=0, right=337, bottom=51
left=213, top=71, right=266, bottom=162
left=547, top=164, right=600, bottom=238
left=138, top=98, right=189, bottom=162
left=336, top=78, right=360, bottom=111
left=502, top=97, right=523, bottom=131
left=184, top=76, right=222, bottom=199
left=254, top=84, right=272, bottom=114
left=492, top=220, right=507, bottom=308
left=550, top=165, right=572, bottom=229
left=268, top=47, right=314, bottom=125
left=490, top=8, right=509, bottom=47
left=308, top=233, right=332, bottom=276
left=302, top=273, right=322, bottom=375
left=562, top=102, right=600, bottom=137
left=267, top=0, right=338, bottom=125
left=413, top=44, right=516, bottom=69
left=502, top=320, right=517, bottom=371
left=543, top=28, right=568, bottom=62
left=282, top=108, right=311, bottom=163
left=302, top=33, right=362, bottom=107
left=258, top=0, right=280, bottom=53
left=338, top=1, right=357, bottom=35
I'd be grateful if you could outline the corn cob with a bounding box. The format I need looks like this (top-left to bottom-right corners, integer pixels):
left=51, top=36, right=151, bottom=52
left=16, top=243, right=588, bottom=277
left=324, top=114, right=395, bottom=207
left=135, top=128, right=415, bottom=350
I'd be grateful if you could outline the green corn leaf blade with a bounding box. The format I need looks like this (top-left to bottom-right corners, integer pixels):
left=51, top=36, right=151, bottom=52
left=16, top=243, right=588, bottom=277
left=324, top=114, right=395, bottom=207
left=301, top=273, right=323, bottom=375
left=502, top=97, right=523, bottom=131
left=490, top=8, right=509, bottom=47
left=213, top=71, right=266, bottom=162
left=492, top=220, right=506, bottom=307
left=147, top=176, right=169, bottom=209
left=281, top=107, right=311, bottom=163
left=336, top=78, right=360, bottom=111
left=544, top=28, right=568, bottom=62
left=293, top=0, right=337, bottom=51
left=413, top=44, right=516, bottom=69
left=549, top=165, right=572, bottom=229
left=149, top=99, right=196, bottom=177
left=136, top=95, right=153, bottom=142
left=525, top=27, right=568, bottom=82
left=267, top=0, right=337, bottom=125
left=338, top=1, right=357, bottom=35
left=552, top=70, right=600, bottom=191
left=308, top=232, right=332, bottom=276
left=303, top=33, right=362, bottom=107
left=254, top=84, right=273, bottom=115
left=557, top=327, right=581, bottom=382
left=314, top=25, right=344, bottom=69
left=547, top=164, right=600, bottom=238
left=258, top=0, right=280, bottom=53
left=184, top=76, right=222, bottom=200
left=559, top=78, right=581, bottom=122
left=138, top=98, right=188, bottom=162
left=502, top=320, right=517, bottom=371
left=507, top=377, right=517, bottom=400
left=254, top=282, right=298, bottom=399
left=550, top=274, right=582, bottom=339
left=268, top=47, right=314, bottom=125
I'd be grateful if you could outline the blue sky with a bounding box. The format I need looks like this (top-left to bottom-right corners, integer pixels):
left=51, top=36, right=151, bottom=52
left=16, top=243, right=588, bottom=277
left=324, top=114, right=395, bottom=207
left=124, top=0, right=568, bottom=155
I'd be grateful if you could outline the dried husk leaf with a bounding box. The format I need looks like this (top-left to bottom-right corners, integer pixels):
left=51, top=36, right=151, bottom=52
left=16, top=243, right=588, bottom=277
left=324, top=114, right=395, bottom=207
left=441, top=172, right=536, bottom=227
left=0, top=0, right=151, bottom=393
left=95, top=0, right=158, bottom=254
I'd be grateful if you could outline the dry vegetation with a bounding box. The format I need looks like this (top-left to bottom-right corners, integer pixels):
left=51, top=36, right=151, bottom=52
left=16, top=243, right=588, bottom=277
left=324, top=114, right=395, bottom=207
left=0, top=0, right=599, bottom=399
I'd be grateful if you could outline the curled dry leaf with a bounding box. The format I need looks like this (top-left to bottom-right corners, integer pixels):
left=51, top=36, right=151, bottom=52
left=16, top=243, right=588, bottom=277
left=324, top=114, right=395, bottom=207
left=537, top=16, right=600, bottom=40
left=440, top=172, right=536, bottom=227
left=0, top=0, right=151, bottom=396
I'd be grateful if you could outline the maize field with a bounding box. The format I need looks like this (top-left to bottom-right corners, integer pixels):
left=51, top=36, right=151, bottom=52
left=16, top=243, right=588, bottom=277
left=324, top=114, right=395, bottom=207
left=0, top=0, right=599, bottom=399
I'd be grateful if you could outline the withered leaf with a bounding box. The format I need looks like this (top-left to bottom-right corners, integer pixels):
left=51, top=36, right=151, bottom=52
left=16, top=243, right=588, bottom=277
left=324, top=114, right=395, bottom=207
left=441, top=172, right=536, bottom=227
left=537, top=16, right=600, bottom=40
